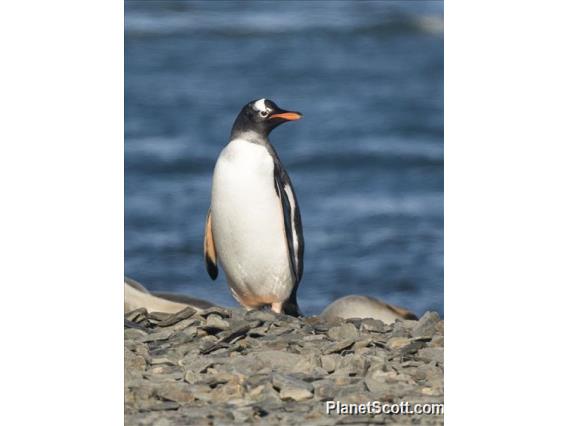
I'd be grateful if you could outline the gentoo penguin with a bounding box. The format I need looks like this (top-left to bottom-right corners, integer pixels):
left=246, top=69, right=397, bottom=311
left=152, top=291, right=216, bottom=310
left=320, top=295, right=418, bottom=324
left=124, top=277, right=216, bottom=314
left=204, top=98, right=304, bottom=316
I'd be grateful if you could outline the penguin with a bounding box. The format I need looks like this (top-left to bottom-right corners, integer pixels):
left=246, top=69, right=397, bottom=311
left=204, top=98, right=304, bottom=316
left=124, top=276, right=217, bottom=314
left=320, top=295, right=418, bottom=324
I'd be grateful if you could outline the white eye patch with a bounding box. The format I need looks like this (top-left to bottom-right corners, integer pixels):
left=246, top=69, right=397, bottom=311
left=253, top=98, right=268, bottom=113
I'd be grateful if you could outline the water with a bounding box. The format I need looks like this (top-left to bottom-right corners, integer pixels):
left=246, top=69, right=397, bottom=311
left=125, top=1, right=444, bottom=317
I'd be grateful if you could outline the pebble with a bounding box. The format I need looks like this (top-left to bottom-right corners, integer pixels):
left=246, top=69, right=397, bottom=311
left=360, top=318, right=385, bottom=333
left=312, top=379, right=337, bottom=401
left=417, top=347, right=444, bottom=364
left=140, top=330, right=174, bottom=343
left=245, top=310, right=278, bottom=322
left=125, top=328, right=147, bottom=340
left=321, top=339, right=355, bottom=354
left=272, top=373, right=313, bottom=401
left=124, top=305, right=444, bottom=425
left=387, top=336, right=411, bottom=350
left=279, top=387, right=313, bottom=401
left=412, top=311, right=440, bottom=338
left=327, top=323, right=359, bottom=341
left=149, top=357, right=176, bottom=366
left=157, top=307, right=197, bottom=327
left=204, top=314, right=230, bottom=332
left=320, top=354, right=339, bottom=373
left=391, top=320, right=411, bottom=337
left=157, top=382, right=195, bottom=404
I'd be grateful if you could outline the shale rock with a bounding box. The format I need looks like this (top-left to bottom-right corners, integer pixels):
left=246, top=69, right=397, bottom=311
left=125, top=306, right=444, bottom=425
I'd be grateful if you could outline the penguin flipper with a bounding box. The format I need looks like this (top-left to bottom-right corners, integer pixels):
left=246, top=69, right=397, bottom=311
left=273, top=161, right=304, bottom=319
left=273, top=163, right=304, bottom=285
left=204, top=208, right=218, bottom=280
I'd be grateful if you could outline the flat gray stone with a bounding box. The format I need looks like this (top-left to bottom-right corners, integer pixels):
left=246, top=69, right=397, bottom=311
left=327, top=323, right=359, bottom=341
left=140, top=330, right=174, bottom=343
left=391, top=320, right=412, bottom=337
left=360, top=318, right=385, bottom=333
left=204, top=314, right=230, bottom=332
left=272, top=373, right=313, bottom=401
left=320, top=354, right=339, bottom=373
left=125, top=305, right=444, bottom=425
left=156, top=382, right=195, bottom=404
left=387, top=336, right=411, bottom=350
left=200, top=306, right=231, bottom=318
left=272, top=373, right=313, bottom=392
left=412, top=311, right=440, bottom=338
left=125, top=328, right=147, bottom=340
left=245, top=310, right=278, bottom=322
left=417, top=347, right=444, bottom=364
left=157, top=307, right=197, bottom=327
left=253, top=350, right=318, bottom=374
left=279, top=387, right=313, bottom=401
left=312, top=379, right=337, bottom=401
left=321, top=339, right=355, bottom=354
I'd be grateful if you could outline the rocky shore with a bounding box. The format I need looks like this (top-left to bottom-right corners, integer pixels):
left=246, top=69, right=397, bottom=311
left=125, top=307, right=444, bottom=425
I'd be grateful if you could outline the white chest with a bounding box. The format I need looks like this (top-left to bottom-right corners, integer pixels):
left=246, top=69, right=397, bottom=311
left=210, top=139, right=293, bottom=305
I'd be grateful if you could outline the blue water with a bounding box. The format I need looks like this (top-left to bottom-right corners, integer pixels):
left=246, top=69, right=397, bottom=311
left=125, top=1, right=443, bottom=317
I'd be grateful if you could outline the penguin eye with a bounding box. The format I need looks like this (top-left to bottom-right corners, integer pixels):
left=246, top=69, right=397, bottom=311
left=259, top=110, right=269, bottom=118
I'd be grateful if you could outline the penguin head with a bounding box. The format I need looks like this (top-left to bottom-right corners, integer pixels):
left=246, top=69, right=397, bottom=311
left=231, top=98, right=302, bottom=139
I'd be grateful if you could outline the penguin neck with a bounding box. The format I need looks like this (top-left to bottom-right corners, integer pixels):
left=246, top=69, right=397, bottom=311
left=229, top=129, right=280, bottom=164
left=230, top=128, right=270, bottom=147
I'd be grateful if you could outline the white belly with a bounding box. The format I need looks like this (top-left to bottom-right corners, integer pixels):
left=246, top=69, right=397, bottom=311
left=210, top=139, right=293, bottom=308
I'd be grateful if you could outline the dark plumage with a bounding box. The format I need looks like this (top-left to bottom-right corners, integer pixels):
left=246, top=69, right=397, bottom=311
left=205, top=99, right=304, bottom=316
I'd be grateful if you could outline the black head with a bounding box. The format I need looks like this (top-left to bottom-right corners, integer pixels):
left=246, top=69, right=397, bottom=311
left=230, top=98, right=302, bottom=140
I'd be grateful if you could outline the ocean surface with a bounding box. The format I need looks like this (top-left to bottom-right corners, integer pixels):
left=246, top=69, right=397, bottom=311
left=125, top=1, right=444, bottom=317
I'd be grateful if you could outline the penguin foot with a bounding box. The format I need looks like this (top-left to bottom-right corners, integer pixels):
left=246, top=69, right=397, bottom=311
left=271, top=302, right=283, bottom=314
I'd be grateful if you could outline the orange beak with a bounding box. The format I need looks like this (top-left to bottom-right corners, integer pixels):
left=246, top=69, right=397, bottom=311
left=269, top=111, right=303, bottom=121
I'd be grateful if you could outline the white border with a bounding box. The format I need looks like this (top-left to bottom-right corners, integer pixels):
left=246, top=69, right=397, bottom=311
left=446, top=1, right=568, bottom=424
left=0, top=1, right=123, bottom=424
left=1, top=1, right=568, bottom=424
